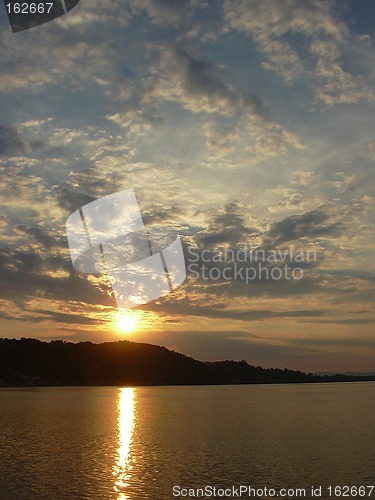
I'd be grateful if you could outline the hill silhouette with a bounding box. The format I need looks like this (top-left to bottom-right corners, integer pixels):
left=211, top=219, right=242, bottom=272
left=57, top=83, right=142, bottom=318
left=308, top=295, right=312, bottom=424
left=0, top=338, right=374, bottom=387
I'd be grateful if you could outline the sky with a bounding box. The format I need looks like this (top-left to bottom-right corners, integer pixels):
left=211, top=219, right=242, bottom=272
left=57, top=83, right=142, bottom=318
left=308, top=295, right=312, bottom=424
left=1, top=0, right=375, bottom=373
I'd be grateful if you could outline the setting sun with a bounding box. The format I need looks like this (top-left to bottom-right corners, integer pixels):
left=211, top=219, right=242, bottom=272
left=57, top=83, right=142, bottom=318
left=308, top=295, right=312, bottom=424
left=116, top=312, right=138, bottom=333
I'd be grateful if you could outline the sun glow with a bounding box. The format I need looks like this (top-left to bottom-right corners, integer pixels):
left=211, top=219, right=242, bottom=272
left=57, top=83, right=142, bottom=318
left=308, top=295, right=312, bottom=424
left=116, top=311, right=138, bottom=333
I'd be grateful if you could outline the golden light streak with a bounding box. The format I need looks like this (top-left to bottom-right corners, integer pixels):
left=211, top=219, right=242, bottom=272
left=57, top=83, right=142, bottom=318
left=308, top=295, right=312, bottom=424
left=113, top=388, right=136, bottom=499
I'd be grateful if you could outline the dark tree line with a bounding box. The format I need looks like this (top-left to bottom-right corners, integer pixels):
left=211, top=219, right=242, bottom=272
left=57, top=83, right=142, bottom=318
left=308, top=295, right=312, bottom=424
left=0, top=338, right=374, bottom=387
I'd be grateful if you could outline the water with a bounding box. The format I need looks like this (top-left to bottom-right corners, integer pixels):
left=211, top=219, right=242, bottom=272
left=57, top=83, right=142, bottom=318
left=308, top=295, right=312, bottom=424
left=0, top=383, right=374, bottom=499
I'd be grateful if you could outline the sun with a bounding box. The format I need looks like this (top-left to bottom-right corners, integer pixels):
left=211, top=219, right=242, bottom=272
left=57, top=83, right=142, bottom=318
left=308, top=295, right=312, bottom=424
left=115, top=311, right=138, bottom=333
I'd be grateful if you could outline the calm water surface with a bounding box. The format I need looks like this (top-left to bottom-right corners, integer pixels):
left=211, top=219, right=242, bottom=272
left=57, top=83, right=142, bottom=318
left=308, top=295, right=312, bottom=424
left=0, top=383, right=374, bottom=499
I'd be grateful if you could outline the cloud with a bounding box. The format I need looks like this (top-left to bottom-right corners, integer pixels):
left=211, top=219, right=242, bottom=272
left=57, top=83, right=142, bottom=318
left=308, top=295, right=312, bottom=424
left=103, top=42, right=305, bottom=162
left=299, top=318, right=375, bottom=326
left=146, top=291, right=325, bottom=322
left=268, top=189, right=308, bottom=214
left=106, top=110, right=165, bottom=131
left=0, top=124, right=26, bottom=156
left=194, top=202, right=253, bottom=247
left=265, top=208, right=345, bottom=246
left=0, top=246, right=113, bottom=309
left=127, top=0, right=191, bottom=25
left=0, top=21, right=113, bottom=93
left=55, top=0, right=131, bottom=27
left=143, top=43, right=267, bottom=117
left=55, top=184, right=97, bottom=214
left=223, top=0, right=374, bottom=106
left=287, top=334, right=375, bottom=347
left=15, top=224, right=60, bottom=250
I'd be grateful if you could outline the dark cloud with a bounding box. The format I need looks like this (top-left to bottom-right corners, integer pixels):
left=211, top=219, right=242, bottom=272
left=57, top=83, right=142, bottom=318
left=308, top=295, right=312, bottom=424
left=193, top=204, right=345, bottom=253
left=145, top=44, right=268, bottom=119
left=55, top=185, right=96, bottom=214
left=288, top=336, right=375, bottom=346
left=300, top=318, right=375, bottom=326
left=16, top=224, right=59, bottom=250
left=29, top=309, right=105, bottom=325
left=54, top=166, right=133, bottom=215
left=0, top=247, right=112, bottom=307
left=141, top=204, right=184, bottom=226
left=130, top=0, right=191, bottom=25
left=265, top=209, right=345, bottom=246
left=176, top=47, right=266, bottom=117
left=0, top=124, right=26, bottom=156
left=195, top=202, right=257, bottom=247
left=145, top=295, right=325, bottom=322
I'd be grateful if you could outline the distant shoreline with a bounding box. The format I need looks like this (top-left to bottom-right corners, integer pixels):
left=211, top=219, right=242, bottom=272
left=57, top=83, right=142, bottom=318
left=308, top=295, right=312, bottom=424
left=1, top=380, right=375, bottom=389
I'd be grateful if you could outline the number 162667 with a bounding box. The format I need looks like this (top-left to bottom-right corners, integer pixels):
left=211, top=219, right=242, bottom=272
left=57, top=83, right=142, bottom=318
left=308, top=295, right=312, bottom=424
left=6, top=3, right=54, bottom=14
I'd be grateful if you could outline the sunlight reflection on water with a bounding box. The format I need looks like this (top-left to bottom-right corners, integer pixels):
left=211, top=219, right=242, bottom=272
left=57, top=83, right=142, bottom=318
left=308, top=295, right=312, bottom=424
left=113, top=388, right=136, bottom=499
left=0, top=384, right=374, bottom=499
